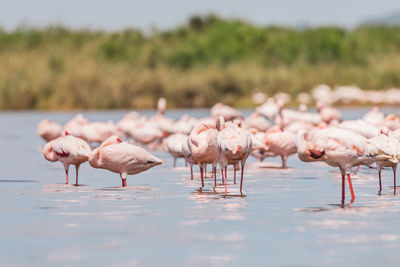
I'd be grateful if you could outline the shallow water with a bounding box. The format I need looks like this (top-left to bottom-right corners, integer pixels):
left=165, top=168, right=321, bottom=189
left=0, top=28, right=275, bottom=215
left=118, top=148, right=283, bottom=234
left=2, top=108, right=400, bottom=266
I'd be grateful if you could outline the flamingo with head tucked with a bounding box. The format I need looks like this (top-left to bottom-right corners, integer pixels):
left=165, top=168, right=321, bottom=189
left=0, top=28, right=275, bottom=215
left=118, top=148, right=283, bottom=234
left=218, top=119, right=252, bottom=194
left=89, top=136, right=163, bottom=187
left=297, top=128, right=382, bottom=203
left=42, top=131, right=91, bottom=185
left=263, top=126, right=297, bottom=168
left=164, top=133, right=187, bottom=167
left=187, top=122, right=219, bottom=189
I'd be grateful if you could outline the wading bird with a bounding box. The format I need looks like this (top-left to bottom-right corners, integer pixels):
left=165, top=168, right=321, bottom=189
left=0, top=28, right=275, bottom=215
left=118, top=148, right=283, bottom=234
left=43, top=131, right=91, bottom=185
left=89, top=136, right=163, bottom=187
left=297, top=128, right=380, bottom=203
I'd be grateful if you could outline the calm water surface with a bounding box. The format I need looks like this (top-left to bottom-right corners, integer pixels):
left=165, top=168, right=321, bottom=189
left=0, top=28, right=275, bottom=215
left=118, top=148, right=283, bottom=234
left=1, top=108, right=400, bottom=266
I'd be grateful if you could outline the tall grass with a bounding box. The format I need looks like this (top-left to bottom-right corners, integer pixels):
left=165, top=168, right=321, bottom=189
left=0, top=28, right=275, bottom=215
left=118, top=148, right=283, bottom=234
left=0, top=15, right=399, bottom=109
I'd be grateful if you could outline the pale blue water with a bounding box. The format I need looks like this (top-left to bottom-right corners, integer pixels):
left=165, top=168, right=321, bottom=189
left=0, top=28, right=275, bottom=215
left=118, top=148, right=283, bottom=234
left=1, top=108, right=400, bottom=266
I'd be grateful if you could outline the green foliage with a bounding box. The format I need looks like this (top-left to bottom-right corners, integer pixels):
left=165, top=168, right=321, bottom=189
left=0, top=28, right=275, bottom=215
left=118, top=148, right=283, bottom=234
left=0, top=15, right=399, bottom=109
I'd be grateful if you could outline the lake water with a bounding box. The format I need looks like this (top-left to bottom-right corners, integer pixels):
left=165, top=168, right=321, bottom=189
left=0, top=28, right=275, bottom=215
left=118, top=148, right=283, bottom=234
left=2, top=108, right=400, bottom=266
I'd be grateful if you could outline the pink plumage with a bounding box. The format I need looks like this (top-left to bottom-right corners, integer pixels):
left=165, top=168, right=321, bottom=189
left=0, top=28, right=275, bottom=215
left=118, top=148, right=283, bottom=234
left=42, top=131, right=91, bottom=185
left=89, top=136, right=163, bottom=187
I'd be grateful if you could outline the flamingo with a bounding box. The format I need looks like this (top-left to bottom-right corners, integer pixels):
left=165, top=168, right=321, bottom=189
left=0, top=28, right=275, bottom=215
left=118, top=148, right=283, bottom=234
left=42, top=131, right=91, bottom=185
left=187, top=122, right=219, bottom=188
left=37, top=119, right=63, bottom=142
left=173, top=115, right=198, bottom=135
left=244, top=112, right=271, bottom=132
left=210, top=103, right=243, bottom=121
left=164, top=133, right=187, bottom=167
left=256, top=98, right=279, bottom=120
left=81, top=121, right=117, bottom=144
left=369, top=128, right=400, bottom=193
left=89, top=136, right=163, bottom=187
left=64, top=113, right=89, bottom=138
left=263, top=126, right=297, bottom=168
left=316, top=101, right=342, bottom=123
left=297, top=128, right=380, bottom=203
left=248, top=128, right=273, bottom=162
left=129, top=121, right=164, bottom=146
left=157, top=98, right=167, bottom=115
left=218, top=120, right=252, bottom=194
left=363, top=106, right=385, bottom=126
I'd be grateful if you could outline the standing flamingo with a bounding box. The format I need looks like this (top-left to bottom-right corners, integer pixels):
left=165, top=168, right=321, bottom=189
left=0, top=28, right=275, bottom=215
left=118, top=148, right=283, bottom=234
left=187, top=122, right=219, bottom=189
left=263, top=126, right=297, bottom=168
left=89, top=136, right=163, bottom=187
left=164, top=133, right=187, bottom=167
left=218, top=120, right=252, bottom=194
left=369, top=128, right=400, bottom=193
left=297, top=128, right=380, bottom=203
left=42, top=131, right=91, bottom=185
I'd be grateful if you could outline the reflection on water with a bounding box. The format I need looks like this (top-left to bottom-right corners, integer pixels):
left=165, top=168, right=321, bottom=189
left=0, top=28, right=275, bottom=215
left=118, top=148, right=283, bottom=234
left=2, top=108, right=400, bottom=265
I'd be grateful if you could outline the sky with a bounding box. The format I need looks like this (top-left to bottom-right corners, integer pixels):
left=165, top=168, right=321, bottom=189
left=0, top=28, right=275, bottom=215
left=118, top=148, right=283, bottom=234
left=1, top=0, right=400, bottom=31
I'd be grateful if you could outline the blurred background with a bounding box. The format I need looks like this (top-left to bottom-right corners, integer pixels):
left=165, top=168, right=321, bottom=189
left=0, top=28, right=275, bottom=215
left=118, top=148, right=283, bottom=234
left=1, top=0, right=400, bottom=109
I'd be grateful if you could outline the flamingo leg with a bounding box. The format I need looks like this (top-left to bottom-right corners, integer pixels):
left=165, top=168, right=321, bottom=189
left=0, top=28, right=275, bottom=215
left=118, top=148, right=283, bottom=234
left=341, top=173, right=345, bottom=204
left=75, top=165, right=80, bottom=186
left=224, top=165, right=227, bottom=194
left=378, top=169, right=382, bottom=192
left=121, top=173, right=127, bottom=187
left=221, top=169, right=224, bottom=183
left=234, top=167, right=236, bottom=184
left=190, top=165, right=193, bottom=180
left=240, top=162, right=245, bottom=194
left=224, top=166, right=227, bottom=182
left=65, top=168, right=69, bottom=184
left=347, top=173, right=355, bottom=202
left=393, top=166, right=397, bottom=194
left=213, top=166, right=217, bottom=187
left=281, top=155, right=287, bottom=168
left=200, top=166, right=204, bottom=187
left=173, top=157, right=176, bottom=168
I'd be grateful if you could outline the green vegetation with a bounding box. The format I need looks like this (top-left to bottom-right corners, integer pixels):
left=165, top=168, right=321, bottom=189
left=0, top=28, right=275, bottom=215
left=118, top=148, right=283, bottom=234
left=0, top=14, right=399, bottom=109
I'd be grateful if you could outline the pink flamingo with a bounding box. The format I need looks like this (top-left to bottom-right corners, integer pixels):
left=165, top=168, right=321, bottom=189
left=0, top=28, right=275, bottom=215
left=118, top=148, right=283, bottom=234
left=248, top=128, right=273, bottom=162
left=81, top=121, right=117, bottom=144
left=218, top=120, right=252, bottom=194
left=369, top=128, right=400, bottom=193
left=64, top=113, right=89, bottom=138
left=42, top=131, right=91, bottom=185
left=211, top=103, right=243, bottom=121
left=363, top=106, right=384, bottom=126
left=187, top=122, right=219, bottom=188
left=37, top=119, right=63, bottom=142
left=263, top=126, right=297, bottom=168
left=316, top=101, right=342, bottom=123
left=244, top=112, right=271, bottom=132
left=164, top=133, right=187, bottom=167
left=157, top=98, right=167, bottom=115
left=89, top=136, right=163, bottom=187
left=297, top=128, right=379, bottom=203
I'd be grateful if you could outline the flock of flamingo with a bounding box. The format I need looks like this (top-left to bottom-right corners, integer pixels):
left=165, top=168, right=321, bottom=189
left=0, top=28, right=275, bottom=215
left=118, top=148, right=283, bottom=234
left=38, top=97, right=400, bottom=203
